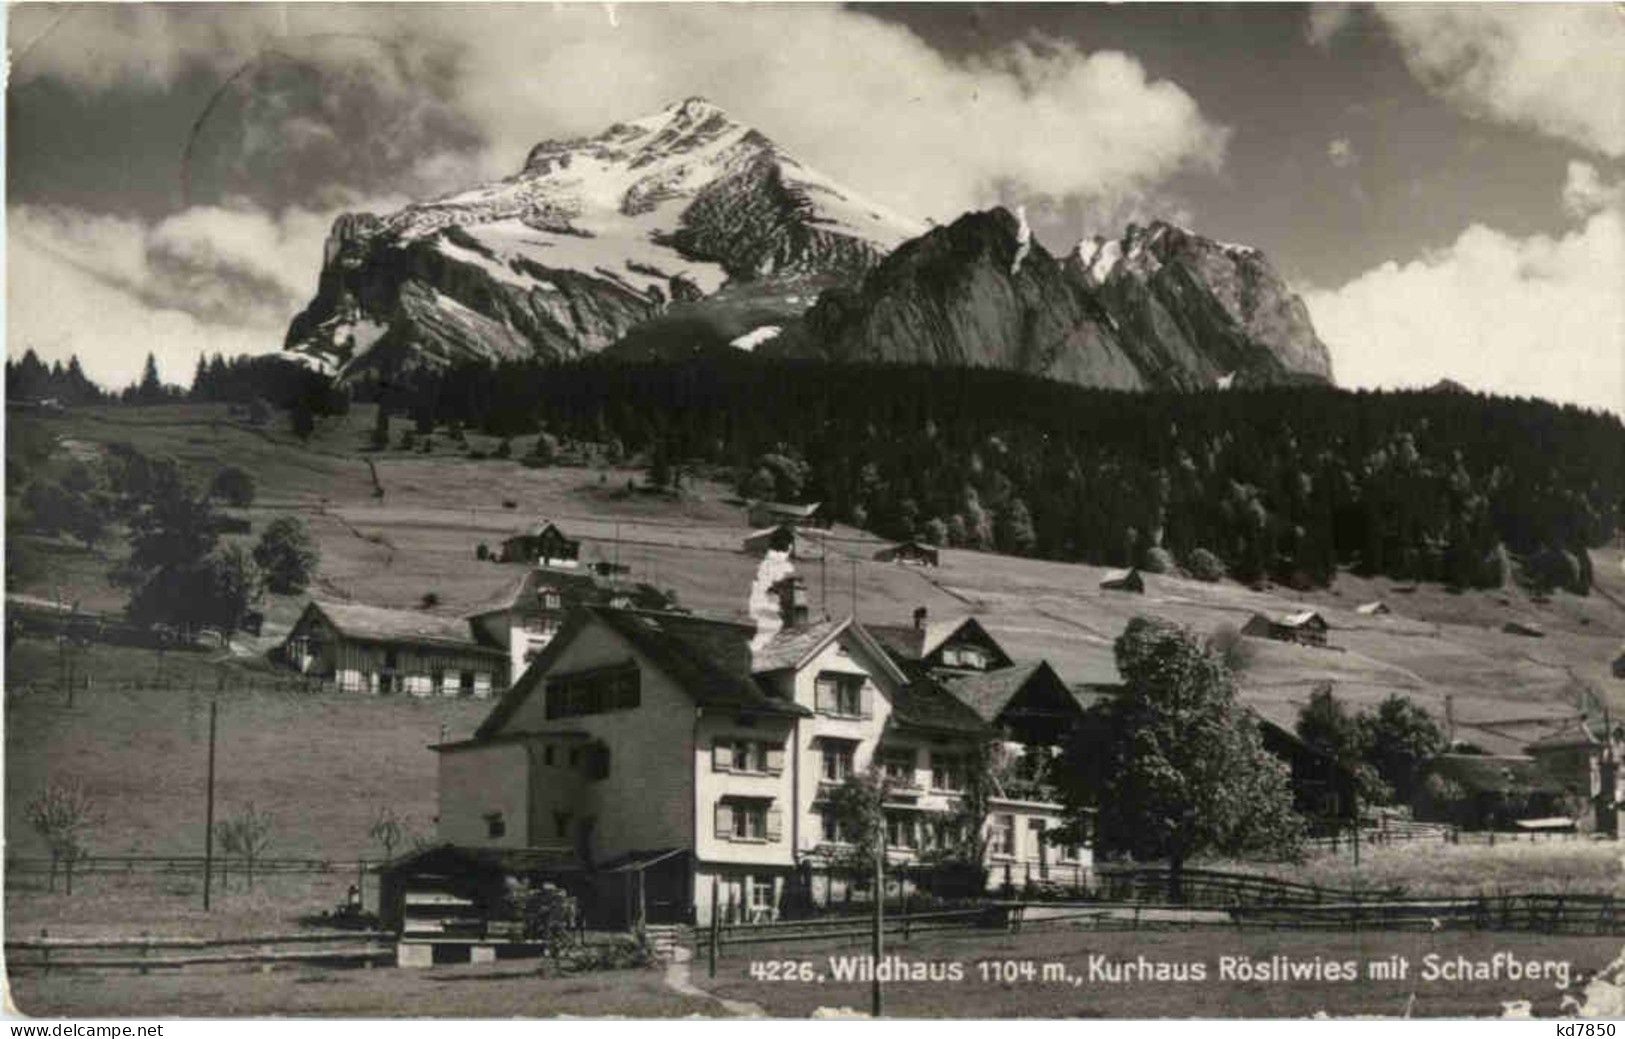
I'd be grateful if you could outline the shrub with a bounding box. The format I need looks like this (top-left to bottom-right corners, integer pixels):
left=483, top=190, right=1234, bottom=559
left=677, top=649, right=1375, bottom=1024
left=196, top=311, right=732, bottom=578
left=254, top=517, right=319, bottom=594
left=420, top=591, right=440, bottom=609
left=1207, top=623, right=1253, bottom=673
left=476, top=543, right=490, bottom=561
left=494, top=438, right=512, bottom=459
left=209, top=466, right=257, bottom=508
left=1185, top=548, right=1225, bottom=582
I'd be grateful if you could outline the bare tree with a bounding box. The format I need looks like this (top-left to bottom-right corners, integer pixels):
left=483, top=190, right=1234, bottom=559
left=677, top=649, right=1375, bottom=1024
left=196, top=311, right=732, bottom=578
left=216, top=803, right=276, bottom=891
left=26, top=782, right=99, bottom=895
left=368, top=805, right=409, bottom=863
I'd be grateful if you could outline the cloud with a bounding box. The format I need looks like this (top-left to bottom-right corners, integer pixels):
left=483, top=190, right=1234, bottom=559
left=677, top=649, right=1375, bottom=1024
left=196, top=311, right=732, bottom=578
left=6, top=200, right=399, bottom=387
left=1563, top=160, right=1625, bottom=219
left=1305, top=3, right=1356, bottom=47
left=10, top=4, right=1228, bottom=223
left=1327, top=137, right=1358, bottom=169
left=1303, top=178, right=1624, bottom=415
left=1376, top=5, right=1625, bottom=157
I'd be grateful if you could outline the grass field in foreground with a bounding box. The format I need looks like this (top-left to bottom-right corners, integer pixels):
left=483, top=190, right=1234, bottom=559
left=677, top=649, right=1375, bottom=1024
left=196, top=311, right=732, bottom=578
left=1208, top=839, right=1625, bottom=897
left=7, top=960, right=710, bottom=1018
left=707, top=924, right=1621, bottom=1018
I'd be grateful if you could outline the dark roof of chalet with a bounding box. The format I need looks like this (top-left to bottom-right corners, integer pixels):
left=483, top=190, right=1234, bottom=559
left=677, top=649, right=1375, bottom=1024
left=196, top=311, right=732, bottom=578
left=749, top=616, right=849, bottom=672
left=305, top=600, right=499, bottom=654
left=377, top=841, right=582, bottom=877
left=868, top=617, right=1001, bottom=664
left=937, top=662, right=1062, bottom=723
left=888, top=679, right=992, bottom=736
left=1246, top=609, right=1330, bottom=629
left=1525, top=720, right=1601, bottom=754
left=506, top=519, right=576, bottom=541
left=1424, top=753, right=1569, bottom=794
left=475, top=607, right=808, bottom=738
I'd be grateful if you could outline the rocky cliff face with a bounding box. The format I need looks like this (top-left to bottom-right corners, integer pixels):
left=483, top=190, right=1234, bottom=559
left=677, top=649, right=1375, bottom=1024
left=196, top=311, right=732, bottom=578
left=283, top=98, right=923, bottom=381
left=768, top=209, right=1334, bottom=389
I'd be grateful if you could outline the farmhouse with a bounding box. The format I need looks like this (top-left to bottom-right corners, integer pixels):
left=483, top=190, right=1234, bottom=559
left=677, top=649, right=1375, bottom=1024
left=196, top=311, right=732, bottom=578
left=868, top=611, right=1016, bottom=675
left=1356, top=601, right=1391, bottom=616
left=432, top=593, right=1081, bottom=925
left=466, top=568, right=680, bottom=681
left=1099, top=568, right=1145, bottom=593
left=1524, top=720, right=1625, bottom=835
left=874, top=540, right=940, bottom=567
left=1413, top=753, right=1572, bottom=830
left=1241, top=610, right=1330, bottom=647
left=746, top=500, right=825, bottom=529
left=498, top=521, right=580, bottom=567
left=282, top=601, right=507, bottom=697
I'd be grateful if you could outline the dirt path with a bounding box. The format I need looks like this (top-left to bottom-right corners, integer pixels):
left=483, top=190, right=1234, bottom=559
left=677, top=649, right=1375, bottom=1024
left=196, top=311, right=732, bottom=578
left=662, top=945, right=765, bottom=1017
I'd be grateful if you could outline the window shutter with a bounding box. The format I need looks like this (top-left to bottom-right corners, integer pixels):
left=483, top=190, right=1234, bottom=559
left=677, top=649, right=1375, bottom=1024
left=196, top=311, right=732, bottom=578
left=714, top=802, right=733, bottom=839
left=860, top=681, right=874, bottom=718
left=712, top=741, right=731, bottom=771
left=765, top=807, right=784, bottom=841
left=765, top=744, right=786, bottom=773
left=815, top=678, right=830, bottom=713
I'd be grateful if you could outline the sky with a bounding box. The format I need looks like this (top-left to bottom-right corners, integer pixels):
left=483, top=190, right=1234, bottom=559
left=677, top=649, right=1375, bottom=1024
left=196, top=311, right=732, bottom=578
left=6, top=2, right=1623, bottom=413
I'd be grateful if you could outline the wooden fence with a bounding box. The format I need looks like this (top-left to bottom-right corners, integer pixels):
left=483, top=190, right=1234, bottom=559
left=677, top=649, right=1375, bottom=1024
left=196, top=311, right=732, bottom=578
left=1091, top=865, right=1401, bottom=906
left=7, top=855, right=377, bottom=877
left=4, top=930, right=395, bottom=973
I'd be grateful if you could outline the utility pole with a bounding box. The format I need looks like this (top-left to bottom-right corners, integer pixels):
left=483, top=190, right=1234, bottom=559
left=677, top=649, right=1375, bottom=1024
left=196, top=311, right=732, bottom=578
left=872, top=821, right=884, bottom=1018
left=203, top=700, right=218, bottom=910
left=850, top=560, right=858, bottom=619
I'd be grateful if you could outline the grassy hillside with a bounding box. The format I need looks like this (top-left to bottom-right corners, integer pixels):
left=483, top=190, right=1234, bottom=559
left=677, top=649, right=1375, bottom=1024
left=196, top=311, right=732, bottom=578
left=6, top=402, right=1625, bottom=871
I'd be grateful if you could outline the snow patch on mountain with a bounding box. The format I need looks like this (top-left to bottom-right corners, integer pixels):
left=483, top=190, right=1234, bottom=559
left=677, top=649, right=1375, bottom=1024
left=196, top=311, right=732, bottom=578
left=730, top=325, right=782, bottom=351
left=1010, top=205, right=1031, bottom=275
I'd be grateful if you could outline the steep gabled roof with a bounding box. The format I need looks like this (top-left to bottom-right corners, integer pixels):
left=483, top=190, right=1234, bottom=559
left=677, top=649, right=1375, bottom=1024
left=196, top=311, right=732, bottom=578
left=749, top=617, right=911, bottom=688
left=937, top=662, right=1066, bottom=724
left=867, top=616, right=1010, bottom=668
left=887, top=679, right=991, bottom=736
left=474, top=607, right=807, bottom=738
left=1425, top=753, right=1568, bottom=794
left=303, top=600, right=496, bottom=653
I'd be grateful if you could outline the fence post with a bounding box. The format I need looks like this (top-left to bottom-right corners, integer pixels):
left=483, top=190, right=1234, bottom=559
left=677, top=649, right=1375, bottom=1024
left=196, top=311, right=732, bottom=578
left=40, top=929, right=49, bottom=976
left=708, top=875, right=719, bottom=979
left=139, top=931, right=150, bottom=975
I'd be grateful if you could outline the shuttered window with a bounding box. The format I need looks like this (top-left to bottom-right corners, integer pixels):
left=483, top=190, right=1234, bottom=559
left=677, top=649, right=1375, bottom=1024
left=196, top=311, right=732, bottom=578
left=714, top=802, right=733, bottom=839
left=815, top=673, right=867, bottom=717
left=713, top=739, right=785, bottom=774
left=716, top=799, right=778, bottom=842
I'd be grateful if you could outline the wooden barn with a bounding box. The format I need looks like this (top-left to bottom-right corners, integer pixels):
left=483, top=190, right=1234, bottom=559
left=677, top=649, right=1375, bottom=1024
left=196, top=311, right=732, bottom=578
left=499, top=521, right=580, bottom=567
left=746, top=500, right=825, bottom=529
left=1355, top=601, right=1391, bottom=616
left=874, top=540, right=940, bottom=567
left=1099, top=568, right=1145, bottom=593
left=1241, top=610, right=1330, bottom=647
left=282, top=601, right=508, bottom=697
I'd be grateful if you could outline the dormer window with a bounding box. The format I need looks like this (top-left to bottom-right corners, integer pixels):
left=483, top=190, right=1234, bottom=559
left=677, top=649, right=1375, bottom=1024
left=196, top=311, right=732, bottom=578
left=815, top=672, right=867, bottom=717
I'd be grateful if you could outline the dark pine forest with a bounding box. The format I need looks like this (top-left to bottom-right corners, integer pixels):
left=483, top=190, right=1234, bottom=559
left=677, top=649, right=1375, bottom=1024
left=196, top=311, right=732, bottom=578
left=392, top=356, right=1624, bottom=592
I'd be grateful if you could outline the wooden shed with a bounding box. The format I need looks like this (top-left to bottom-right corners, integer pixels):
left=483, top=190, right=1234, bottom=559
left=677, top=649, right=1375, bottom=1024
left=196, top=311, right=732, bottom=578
left=1099, top=568, right=1145, bottom=593
left=1241, top=610, right=1330, bottom=647
left=499, top=521, right=580, bottom=567
left=282, top=601, right=508, bottom=696
left=874, top=540, right=940, bottom=567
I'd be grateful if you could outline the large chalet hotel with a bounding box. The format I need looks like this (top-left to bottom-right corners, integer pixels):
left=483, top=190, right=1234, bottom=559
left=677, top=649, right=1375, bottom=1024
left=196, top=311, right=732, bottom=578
left=429, top=577, right=1092, bottom=923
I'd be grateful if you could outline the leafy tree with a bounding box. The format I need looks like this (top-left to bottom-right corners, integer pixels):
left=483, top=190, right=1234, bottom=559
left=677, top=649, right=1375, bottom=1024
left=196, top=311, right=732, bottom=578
left=216, top=803, right=275, bottom=891
left=126, top=547, right=262, bottom=639
left=118, top=478, right=219, bottom=585
left=1184, top=548, right=1225, bottom=582
left=1054, top=616, right=1304, bottom=898
left=253, top=517, right=319, bottom=594
left=209, top=466, right=257, bottom=508
left=26, top=782, right=99, bottom=894
left=921, top=517, right=948, bottom=547
left=997, top=497, right=1037, bottom=554
left=1296, top=683, right=1388, bottom=808
left=820, top=767, right=894, bottom=883
left=1358, top=695, right=1445, bottom=805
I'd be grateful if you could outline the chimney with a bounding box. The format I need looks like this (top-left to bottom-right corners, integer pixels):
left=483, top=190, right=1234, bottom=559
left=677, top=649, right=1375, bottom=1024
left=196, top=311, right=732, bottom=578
left=772, top=575, right=810, bottom=628
left=913, top=606, right=928, bottom=629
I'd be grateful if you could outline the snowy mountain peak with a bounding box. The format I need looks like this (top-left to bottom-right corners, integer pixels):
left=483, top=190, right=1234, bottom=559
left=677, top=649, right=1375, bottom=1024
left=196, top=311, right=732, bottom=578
left=284, top=99, right=926, bottom=379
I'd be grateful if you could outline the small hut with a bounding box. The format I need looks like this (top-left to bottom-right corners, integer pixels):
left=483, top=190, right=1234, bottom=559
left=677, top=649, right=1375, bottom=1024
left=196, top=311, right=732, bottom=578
left=499, top=521, right=580, bottom=567
left=1355, top=601, right=1390, bottom=616
left=874, top=540, right=939, bottom=567
left=1241, top=610, right=1330, bottom=647
left=1099, top=568, right=1145, bottom=593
